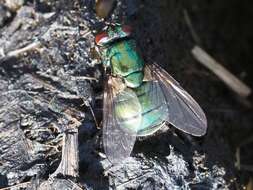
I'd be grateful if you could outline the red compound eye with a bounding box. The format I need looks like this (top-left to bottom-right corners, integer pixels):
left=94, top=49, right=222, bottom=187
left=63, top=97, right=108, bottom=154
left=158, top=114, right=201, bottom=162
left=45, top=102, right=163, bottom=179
left=95, top=31, right=109, bottom=45
left=122, top=25, right=132, bottom=35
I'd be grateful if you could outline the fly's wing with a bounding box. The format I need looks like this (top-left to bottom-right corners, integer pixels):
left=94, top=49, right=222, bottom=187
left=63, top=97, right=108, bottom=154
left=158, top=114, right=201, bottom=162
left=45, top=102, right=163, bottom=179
left=103, top=76, right=141, bottom=164
left=146, top=63, right=207, bottom=136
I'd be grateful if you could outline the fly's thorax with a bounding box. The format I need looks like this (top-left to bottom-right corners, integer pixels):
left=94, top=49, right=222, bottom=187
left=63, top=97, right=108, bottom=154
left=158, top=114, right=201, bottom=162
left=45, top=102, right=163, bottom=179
left=107, top=39, right=145, bottom=88
left=95, top=25, right=145, bottom=87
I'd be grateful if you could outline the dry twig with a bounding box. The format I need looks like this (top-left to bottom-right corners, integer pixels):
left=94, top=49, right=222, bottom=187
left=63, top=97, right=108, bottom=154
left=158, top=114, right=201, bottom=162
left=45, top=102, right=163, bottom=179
left=192, top=46, right=252, bottom=98
left=0, top=41, right=41, bottom=62
left=183, top=9, right=201, bottom=45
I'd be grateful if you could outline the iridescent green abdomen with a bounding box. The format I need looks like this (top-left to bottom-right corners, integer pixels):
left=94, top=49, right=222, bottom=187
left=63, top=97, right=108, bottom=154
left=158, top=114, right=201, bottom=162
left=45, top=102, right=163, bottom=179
left=107, top=39, right=144, bottom=88
left=114, top=81, right=169, bottom=136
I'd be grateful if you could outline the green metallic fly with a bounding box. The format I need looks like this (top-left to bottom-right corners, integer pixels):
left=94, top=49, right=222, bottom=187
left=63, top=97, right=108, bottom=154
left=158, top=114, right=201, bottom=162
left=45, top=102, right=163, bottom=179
left=95, top=25, right=207, bottom=164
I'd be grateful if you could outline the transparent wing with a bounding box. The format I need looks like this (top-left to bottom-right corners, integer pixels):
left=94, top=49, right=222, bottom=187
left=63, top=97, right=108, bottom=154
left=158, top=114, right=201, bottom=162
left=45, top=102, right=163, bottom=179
left=103, top=76, right=141, bottom=164
left=146, top=63, right=207, bottom=136
left=132, top=80, right=169, bottom=136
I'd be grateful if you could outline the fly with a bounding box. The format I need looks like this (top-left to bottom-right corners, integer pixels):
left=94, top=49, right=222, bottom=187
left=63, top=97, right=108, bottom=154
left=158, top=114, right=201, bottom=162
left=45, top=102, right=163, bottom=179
left=95, top=25, right=207, bottom=164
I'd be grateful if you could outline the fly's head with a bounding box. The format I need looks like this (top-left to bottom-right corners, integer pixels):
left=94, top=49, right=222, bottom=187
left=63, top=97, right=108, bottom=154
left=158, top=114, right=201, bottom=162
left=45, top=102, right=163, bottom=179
left=95, top=25, right=132, bottom=46
left=95, top=25, right=132, bottom=68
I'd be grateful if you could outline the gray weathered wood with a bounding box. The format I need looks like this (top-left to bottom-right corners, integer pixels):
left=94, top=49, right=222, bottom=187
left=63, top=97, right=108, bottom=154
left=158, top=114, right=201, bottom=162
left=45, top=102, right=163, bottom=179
left=50, top=114, right=81, bottom=178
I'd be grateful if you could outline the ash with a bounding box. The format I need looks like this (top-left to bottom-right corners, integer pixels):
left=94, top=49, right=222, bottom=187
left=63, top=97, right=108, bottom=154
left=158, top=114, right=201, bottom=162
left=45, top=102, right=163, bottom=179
left=100, top=147, right=227, bottom=190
